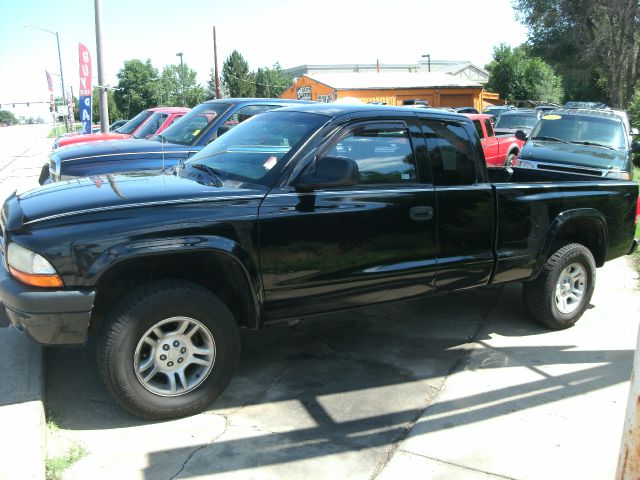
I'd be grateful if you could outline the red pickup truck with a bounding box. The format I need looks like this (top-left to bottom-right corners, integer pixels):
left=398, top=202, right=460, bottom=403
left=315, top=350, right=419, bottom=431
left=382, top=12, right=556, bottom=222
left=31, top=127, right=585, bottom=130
left=54, top=107, right=190, bottom=150
left=465, top=113, right=524, bottom=166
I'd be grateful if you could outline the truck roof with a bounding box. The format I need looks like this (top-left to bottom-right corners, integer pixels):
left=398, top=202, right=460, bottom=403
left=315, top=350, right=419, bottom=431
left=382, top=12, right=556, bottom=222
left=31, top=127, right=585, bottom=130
left=272, top=102, right=469, bottom=120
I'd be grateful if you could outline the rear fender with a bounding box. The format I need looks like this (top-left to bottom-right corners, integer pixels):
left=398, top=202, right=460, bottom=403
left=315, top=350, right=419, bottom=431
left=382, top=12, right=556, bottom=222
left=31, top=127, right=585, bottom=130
left=532, top=209, right=608, bottom=278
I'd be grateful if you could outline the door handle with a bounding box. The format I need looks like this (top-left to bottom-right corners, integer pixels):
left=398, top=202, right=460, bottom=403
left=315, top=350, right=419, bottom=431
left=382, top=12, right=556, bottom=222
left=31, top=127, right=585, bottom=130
left=410, top=205, right=434, bottom=222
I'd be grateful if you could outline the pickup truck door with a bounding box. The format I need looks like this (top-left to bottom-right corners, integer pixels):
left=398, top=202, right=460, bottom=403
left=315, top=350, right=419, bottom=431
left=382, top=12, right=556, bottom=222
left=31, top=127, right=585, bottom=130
left=419, top=119, right=495, bottom=290
left=258, top=119, right=438, bottom=321
left=474, top=119, right=499, bottom=165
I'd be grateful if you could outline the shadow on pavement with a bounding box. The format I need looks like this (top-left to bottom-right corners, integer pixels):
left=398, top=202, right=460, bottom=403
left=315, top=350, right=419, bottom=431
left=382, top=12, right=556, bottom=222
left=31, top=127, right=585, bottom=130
left=44, top=284, right=632, bottom=479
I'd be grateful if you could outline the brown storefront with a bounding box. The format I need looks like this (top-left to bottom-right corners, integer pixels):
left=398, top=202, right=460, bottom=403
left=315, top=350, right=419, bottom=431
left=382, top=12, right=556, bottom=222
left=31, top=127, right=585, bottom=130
left=280, top=72, right=502, bottom=111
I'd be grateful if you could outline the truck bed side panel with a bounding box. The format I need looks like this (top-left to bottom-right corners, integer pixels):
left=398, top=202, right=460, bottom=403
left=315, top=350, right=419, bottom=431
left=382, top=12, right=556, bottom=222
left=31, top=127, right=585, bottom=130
left=491, top=181, right=638, bottom=284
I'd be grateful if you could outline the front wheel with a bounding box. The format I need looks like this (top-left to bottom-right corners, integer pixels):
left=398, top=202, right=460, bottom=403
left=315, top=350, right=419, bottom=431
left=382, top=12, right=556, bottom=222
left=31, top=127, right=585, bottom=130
left=505, top=152, right=517, bottom=167
left=523, top=243, right=596, bottom=329
left=97, top=280, right=241, bottom=420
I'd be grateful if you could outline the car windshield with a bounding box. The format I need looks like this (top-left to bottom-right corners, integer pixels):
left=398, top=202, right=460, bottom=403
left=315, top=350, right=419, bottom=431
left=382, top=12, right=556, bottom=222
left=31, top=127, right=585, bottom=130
left=182, top=111, right=328, bottom=186
left=495, top=114, right=538, bottom=129
left=530, top=114, right=626, bottom=150
left=155, top=103, right=231, bottom=145
left=132, top=112, right=167, bottom=139
left=114, top=110, right=153, bottom=134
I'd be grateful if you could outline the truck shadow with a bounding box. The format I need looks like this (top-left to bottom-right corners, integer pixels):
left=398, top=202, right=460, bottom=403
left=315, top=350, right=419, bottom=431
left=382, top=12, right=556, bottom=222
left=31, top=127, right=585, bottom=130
left=44, top=283, right=632, bottom=478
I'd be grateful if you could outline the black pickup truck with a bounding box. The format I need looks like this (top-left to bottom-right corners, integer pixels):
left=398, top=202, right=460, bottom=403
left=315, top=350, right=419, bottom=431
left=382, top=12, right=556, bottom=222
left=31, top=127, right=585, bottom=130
left=1, top=104, right=638, bottom=419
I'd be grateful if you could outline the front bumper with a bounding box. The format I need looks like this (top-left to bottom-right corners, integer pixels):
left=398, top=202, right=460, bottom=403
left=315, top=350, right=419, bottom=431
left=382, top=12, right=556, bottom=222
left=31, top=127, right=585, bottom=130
left=0, top=254, right=95, bottom=345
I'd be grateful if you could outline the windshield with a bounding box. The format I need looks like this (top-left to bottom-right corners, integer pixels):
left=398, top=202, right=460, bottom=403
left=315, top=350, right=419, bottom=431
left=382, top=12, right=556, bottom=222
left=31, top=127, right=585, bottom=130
left=183, top=111, right=328, bottom=186
left=156, top=102, right=231, bottom=145
left=114, top=109, right=153, bottom=134
left=495, top=114, right=538, bottom=130
left=530, top=114, right=626, bottom=150
left=132, top=112, right=168, bottom=139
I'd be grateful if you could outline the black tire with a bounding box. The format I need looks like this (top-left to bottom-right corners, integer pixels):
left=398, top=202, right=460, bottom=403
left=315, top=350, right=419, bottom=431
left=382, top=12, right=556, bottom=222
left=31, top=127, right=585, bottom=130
left=505, top=152, right=517, bottom=166
left=523, top=243, right=596, bottom=330
left=97, top=280, right=241, bottom=420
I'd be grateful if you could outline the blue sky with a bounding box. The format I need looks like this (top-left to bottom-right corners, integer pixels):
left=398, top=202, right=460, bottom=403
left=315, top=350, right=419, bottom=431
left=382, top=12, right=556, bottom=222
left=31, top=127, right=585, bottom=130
left=0, top=0, right=528, bottom=118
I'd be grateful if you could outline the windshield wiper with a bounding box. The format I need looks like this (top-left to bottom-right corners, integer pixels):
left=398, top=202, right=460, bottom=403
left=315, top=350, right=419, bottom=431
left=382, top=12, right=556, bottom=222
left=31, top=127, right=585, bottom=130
left=571, top=141, right=617, bottom=150
left=190, top=163, right=224, bottom=186
left=531, top=136, right=570, bottom=143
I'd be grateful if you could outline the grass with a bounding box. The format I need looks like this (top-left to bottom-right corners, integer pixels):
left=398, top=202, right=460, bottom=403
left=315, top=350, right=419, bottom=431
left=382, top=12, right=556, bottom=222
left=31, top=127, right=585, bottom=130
left=45, top=443, right=87, bottom=480
left=47, top=123, right=82, bottom=138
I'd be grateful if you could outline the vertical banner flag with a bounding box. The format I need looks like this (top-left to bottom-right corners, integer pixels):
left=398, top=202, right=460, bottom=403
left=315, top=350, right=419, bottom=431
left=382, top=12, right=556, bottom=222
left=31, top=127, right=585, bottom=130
left=45, top=71, right=54, bottom=112
left=78, top=43, right=92, bottom=134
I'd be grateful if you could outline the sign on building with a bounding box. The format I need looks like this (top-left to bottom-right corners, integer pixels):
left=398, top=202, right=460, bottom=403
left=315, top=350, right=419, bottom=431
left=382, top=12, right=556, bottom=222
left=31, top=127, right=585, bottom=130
left=296, top=86, right=311, bottom=101
left=317, top=95, right=333, bottom=103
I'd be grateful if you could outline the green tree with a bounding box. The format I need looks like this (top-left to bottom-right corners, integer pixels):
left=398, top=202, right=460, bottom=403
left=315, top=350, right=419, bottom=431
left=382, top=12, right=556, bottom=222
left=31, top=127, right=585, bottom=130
left=157, top=63, right=207, bottom=108
left=254, top=63, right=293, bottom=98
left=114, top=59, right=160, bottom=118
left=486, top=44, right=564, bottom=104
left=515, top=0, right=640, bottom=107
left=0, top=110, right=18, bottom=125
left=91, top=87, right=121, bottom=124
left=221, top=50, right=255, bottom=97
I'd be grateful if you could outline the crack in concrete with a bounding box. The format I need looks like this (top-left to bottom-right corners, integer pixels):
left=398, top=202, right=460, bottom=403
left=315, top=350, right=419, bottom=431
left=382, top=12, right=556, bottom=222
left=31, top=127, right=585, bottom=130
left=168, top=414, right=230, bottom=480
left=369, top=286, right=505, bottom=479
left=396, top=450, right=519, bottom=480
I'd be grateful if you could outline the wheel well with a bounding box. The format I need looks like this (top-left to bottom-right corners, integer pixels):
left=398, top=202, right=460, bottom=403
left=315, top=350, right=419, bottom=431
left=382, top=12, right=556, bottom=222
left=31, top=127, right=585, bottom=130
left=89, top=251, right=257, bottom=334
left=551, top=218, right=606, bottom=267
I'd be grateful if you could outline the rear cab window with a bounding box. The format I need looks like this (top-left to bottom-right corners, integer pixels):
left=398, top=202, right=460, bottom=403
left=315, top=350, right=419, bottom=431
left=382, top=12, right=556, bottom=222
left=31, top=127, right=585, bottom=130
left=420, top=120, right=477, bottom=186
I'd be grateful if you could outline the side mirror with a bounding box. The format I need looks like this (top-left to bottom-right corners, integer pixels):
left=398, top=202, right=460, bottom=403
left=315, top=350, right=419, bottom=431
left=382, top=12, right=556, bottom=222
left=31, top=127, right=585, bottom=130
left=632, top=128, right=639, bottom=136
left=295, top=156, right=359, bottom=192
left=631, top=141, right=640, bottom=153
left=515, top=130, right=528, bottom=141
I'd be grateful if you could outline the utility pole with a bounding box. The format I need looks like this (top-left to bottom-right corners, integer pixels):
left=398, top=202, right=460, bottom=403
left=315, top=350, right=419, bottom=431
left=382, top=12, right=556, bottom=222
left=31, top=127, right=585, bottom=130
left=176, top=52, right=185, bottom=106
left=213, top=26, right=221, bottom=99
left=94, top=0, right=109, bottom=132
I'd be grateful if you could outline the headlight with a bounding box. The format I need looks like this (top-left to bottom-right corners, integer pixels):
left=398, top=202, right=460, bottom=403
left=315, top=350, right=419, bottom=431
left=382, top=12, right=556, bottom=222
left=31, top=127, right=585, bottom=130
left=7, top=242, right=63, bottom=287
left=605, top=171, right=631, bottom=180
left=515, top=160, right=536, bottom=169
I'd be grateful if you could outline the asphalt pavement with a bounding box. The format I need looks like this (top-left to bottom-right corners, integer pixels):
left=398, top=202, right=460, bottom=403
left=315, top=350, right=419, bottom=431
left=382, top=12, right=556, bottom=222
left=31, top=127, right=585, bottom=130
left=0, top=123, right=638, bottom=480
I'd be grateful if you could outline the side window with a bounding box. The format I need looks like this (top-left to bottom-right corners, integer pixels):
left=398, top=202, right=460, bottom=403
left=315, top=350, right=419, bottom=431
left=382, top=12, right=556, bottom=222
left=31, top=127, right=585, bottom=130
left=223, top=105, right=281, bottom=130
left=421, top=120, right=477, bottom=186
left=484, top=119, right=494, bottom=137
left=473, top=120, right=484, bottom=140
left=326, top=123, right=417, bottom=185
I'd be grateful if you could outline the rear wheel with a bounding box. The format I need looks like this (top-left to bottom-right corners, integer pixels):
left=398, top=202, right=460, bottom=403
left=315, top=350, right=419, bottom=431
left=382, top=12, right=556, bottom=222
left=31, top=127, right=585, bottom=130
left=523, top=243, right=596, bottom=330
left=97, top=280, right=240, bottom=419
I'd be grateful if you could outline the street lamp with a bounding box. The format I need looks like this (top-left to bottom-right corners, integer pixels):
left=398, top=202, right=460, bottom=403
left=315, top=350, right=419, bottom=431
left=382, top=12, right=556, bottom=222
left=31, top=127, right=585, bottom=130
left=421, top=54, right=431, bottom=72
left=22, top=24, right=70, bottom=132
left=176, top=52, right=185, bottom=107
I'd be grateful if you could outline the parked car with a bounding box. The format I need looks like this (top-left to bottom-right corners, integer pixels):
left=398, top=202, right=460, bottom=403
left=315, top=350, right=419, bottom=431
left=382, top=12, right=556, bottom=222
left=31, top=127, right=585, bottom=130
left=2, top=103, right=637, bottom=419
left=493, top=109, right=541, bottom=137
left=454, top=107, right=480, bottom=114
left=482, top=105, right=515, bottom=120
left=563, top=101, right=609, bottom=110
left=534, top=105, right=560, bottom=114
left=514, top=108, right=638, bottom=179
left=40, top=99, right=308, bottom=184
left=465, top=113, right=525, bottom=166
left=53, top=107, right=189, bottom=150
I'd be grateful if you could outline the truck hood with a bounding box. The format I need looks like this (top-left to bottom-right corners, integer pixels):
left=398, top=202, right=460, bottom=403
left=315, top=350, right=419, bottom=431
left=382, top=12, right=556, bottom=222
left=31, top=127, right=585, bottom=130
left=16, top=173, right=267, bottom=227
left=518, top=140, right=628, bottom=170
left=54, top=139, right=191, bottom=162
left=56, top=132, right=130, bottom=148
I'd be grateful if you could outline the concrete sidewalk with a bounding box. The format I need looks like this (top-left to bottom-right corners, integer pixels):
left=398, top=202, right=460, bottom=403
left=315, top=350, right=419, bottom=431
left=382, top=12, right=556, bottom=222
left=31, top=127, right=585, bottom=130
left=44, top=258, right=639, bottom=480
left=0, top=124, right=54, bottom=480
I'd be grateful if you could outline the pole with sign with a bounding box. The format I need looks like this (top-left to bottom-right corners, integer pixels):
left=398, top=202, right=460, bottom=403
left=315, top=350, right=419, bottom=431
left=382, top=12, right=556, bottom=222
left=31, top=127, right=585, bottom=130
left=78, top=43, right=92, bottom=134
